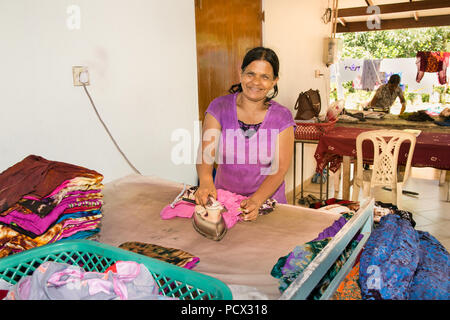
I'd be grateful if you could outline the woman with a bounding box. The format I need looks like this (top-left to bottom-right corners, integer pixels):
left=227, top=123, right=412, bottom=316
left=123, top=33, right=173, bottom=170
left=195, top=47, right=295, bottom=221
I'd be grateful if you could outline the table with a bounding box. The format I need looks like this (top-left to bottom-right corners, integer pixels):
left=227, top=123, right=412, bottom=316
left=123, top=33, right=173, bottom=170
left=292, top=139, right=329, bottom=205
left=336, top=113, right=450, bottom=133
left=314, top=126, right=450, bottom=200
left=99, top=174, right=350, bottom=299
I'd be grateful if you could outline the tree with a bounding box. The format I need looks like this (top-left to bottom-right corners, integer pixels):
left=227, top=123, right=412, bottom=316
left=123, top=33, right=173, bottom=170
left=332, top=27, right=450, bottom=107
left=340, top=26, right=450, bottom=59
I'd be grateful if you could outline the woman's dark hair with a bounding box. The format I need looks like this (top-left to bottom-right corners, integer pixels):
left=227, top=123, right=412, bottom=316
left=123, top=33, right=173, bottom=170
left=229, top=47, right=279, bottom=103
left=388, top=74, right=401, bottom=85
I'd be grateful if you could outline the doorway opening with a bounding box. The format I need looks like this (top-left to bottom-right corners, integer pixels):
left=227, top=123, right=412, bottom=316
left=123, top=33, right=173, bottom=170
left=330, top=26, right=450, bottom=115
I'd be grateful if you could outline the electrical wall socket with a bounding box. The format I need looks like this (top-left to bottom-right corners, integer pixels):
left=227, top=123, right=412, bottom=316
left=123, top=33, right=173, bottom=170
left=72, top=66, right=89, bottom=86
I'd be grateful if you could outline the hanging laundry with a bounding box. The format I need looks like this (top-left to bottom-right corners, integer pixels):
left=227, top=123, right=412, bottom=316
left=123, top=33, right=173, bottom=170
left=361, top=59, right=383, bottom=91
left=379, top=58, right=423, bottom=92
left=338, top=59, right=364, bottom=82
left=352, top=74, right=363, bottom=90
left=416, top=51, right=450, bottom=85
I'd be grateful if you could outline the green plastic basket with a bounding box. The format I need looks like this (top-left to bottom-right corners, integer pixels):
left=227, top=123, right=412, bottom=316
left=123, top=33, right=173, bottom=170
left=0, top=240, right=232, bottom=300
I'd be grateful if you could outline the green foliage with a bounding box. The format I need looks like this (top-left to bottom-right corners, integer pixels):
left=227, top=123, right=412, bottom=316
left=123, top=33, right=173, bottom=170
left=333, top=27, right=450, bottom=107
left=340, top=27, right=450, bottom=59
left=342, top=80, right=354, bottom=92
left=405, top=92, right=417, bottom=103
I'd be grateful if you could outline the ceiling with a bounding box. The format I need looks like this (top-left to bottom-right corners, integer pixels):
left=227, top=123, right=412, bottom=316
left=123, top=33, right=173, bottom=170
left=332, top=0, right=450, bottom=33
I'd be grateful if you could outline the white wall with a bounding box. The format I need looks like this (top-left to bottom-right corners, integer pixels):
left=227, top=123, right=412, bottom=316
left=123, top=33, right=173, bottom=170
left=263, top=0, right=332, bottom=194
left=0, top=0, right=199, bottom=185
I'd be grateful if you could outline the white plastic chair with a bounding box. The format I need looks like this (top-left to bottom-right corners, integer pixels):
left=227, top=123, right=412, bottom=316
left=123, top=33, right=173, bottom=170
left=352, top=130, right=416, bottom=208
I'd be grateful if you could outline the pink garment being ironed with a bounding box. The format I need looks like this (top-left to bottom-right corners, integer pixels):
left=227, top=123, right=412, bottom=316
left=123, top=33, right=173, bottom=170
left=160, top=188, right=247, bottom=229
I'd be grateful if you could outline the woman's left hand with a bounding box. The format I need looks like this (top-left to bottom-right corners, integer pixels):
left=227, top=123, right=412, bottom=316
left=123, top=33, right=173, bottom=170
left=240, top=197, right=263, bottom=221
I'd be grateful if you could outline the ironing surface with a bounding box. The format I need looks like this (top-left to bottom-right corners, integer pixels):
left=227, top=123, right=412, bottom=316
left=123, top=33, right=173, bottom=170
left=98, top=174, right=342, bottom=299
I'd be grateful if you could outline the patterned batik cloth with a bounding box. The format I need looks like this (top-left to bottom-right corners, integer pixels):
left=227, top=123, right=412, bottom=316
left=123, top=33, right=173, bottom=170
left=359, top=213, right=449, bottom=300
left=416, top=51, right=450, bottom=85
left=161, top=185, right=277, bottom=229
left=119, top=241, right=200, bottom=270
left=360, top=214, right=419, bottom=300
left=408, top=231, right=449, bottom=300
left=331, top=262, right=362, bottom=300
left=271, top=212, right=362, bottom=299
left=0, top=155, right=103, bottom=213
left=0, top=214, right=102, bottom=257
left=182, top=185, right=277, bottom=216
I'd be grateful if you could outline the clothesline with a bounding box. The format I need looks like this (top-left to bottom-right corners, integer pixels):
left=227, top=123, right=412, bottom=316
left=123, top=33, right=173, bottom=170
left=331, top=54, right=450, bottom=98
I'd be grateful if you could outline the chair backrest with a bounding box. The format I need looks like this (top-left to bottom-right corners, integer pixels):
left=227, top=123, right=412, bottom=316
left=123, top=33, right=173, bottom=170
left=355, top=130, right=416, bottom=188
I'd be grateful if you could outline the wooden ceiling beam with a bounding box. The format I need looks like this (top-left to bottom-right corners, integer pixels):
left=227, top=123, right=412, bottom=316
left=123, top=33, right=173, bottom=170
left=338, top=0, right=450, bottom=18
left=336, top=14, right=450, bottom=33
left=338, top=17, right=347, bottom=26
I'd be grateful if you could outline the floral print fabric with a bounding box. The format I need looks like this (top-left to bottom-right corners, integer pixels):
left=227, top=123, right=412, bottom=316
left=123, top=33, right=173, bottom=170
left=271, top=212, right=361, bottom=299
left=359, top=214, right=449, bottom=300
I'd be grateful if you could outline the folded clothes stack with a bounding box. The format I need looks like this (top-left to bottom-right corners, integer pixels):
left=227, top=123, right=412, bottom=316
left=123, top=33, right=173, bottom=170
left=0, top=155, right=104, bottom=257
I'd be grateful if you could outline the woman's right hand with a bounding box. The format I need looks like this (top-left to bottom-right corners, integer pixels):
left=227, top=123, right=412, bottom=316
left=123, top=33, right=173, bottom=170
left=195, top=183, right=217, bottom=207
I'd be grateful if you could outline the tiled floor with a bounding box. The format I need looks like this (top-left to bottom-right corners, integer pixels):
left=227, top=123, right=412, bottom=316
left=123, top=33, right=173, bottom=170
left=295, top=167, right=450, bottom=251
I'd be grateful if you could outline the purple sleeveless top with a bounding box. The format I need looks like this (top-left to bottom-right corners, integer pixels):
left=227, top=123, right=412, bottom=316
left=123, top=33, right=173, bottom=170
left=205, top=93, right=295, bottom=203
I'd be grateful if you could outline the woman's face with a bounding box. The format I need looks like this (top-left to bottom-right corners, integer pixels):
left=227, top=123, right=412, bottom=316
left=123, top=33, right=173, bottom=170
left=239, top=60, right=278, bottom=103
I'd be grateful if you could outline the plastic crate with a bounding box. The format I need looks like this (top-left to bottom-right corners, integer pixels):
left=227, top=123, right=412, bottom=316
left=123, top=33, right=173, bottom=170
left=294, top=119, right=337, bottom=140
left=0, top=240, right=232, bottom=300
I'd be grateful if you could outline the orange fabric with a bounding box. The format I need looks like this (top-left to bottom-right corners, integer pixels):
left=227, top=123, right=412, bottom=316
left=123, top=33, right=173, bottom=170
left=332, top=262, right=362, bottom=300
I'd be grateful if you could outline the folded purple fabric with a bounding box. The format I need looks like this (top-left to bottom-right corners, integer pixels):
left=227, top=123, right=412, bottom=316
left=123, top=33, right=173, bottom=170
left=312, top=215, right=364, bottom=242
left=0, top=190, right=102, bottom=236
left=49, top=218, right=102, bottom=243
left=312, top=216, right=348, bottom=241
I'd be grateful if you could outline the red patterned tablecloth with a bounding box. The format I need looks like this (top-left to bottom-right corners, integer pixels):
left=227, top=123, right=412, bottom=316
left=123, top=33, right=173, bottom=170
left=314, top=127, right=450, bottom=173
